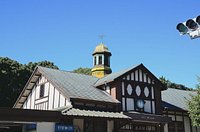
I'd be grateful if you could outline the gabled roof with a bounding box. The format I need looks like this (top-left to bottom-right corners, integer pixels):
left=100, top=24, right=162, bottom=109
left=162, top=88, right=196, bottom=111
left=38, top=67, right=119, bottom=103
left=94, top=65, right=137, bottom=86
left=14, top=63, right=164, bottom=108
left=94, top=64, right=165, bottom=90
left=14, top=66, right=119, bottom=108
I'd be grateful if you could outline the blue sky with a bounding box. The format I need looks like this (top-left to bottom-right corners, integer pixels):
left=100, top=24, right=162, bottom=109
left=0, top=0, right=200, bottom=88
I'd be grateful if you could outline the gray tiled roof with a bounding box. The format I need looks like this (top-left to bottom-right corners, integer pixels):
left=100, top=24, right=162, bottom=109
left=38, top=66, right=119, bottom=103
left=62, top=108, right=130, bottom=119
left=162, top=88, right=196, bottom=111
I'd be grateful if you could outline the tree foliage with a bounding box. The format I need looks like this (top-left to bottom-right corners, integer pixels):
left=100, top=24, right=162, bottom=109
left=159, top=76, right=192, bottom=90
left=188, top=78, right=200, bottom=127
left=73, top=67, right=92, bottom=75
left=0, top=57, right=58, bottom=107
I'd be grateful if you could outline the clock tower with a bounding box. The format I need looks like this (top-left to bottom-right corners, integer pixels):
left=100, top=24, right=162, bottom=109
left=91, top=43, right=112, bottom=78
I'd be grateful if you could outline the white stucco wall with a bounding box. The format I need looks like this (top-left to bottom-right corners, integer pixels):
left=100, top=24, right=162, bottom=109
left=23, top=75, right=71, bottom=110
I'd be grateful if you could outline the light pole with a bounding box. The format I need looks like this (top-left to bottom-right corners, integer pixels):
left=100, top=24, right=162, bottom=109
left=176, top=15, right=200, bottom=39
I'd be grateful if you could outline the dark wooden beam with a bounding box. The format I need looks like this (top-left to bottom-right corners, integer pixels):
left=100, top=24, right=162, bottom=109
left=34, top=74, right=41, bottom=77
left=25, top=89, right=32, bottom=91
left=0, top=108, right=69, bottom=122
left=21, top=96, right=28, bottom=98
left=124, top=112, right=172, bottom=123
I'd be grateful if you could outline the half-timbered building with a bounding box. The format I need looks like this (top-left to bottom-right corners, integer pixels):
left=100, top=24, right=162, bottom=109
left=13, top=43, right=199, bottom=132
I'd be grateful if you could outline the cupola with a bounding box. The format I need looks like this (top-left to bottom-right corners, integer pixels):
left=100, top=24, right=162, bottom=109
left=91, top=43, right=112, bottom=78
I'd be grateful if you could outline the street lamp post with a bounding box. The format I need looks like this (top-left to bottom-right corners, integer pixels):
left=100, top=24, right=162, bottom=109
left=176, top=15, right=200, bottom=39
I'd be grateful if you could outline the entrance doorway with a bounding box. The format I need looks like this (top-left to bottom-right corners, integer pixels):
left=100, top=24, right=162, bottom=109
left=84, top=119, right=107, bottom=132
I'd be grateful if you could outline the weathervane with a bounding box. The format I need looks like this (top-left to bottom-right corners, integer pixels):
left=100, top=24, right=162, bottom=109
left=99, top=34, right=105, bottom=43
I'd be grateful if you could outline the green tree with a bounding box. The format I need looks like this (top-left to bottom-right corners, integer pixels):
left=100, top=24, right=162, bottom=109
left=188, top=78, right=200, bottom=127
left=0, top=57, right=23, bottom=107
left=73, top=67, right=92, bottom=75
left=0, top=57, right=59, bottom=107
left=159, top=76, right=192, bottom=90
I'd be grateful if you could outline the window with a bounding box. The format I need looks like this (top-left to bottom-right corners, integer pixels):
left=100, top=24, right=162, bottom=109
left=104, top=56, right=109, bottom=66
left=99, top=56, right=102, bottom=64
left=105, top=85, right=110, bottom=94
left=168, top=121, right=184, bottom=132
left=39, top=84, right=45, bottom=98
left=94, top=56, right=96, bottom=65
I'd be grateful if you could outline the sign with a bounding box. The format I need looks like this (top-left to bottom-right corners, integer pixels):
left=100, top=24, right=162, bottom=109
left=55, top=123, right=74, bottom=132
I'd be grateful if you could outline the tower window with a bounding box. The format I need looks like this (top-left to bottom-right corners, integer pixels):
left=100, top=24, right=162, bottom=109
left=94, top=56, right=97, bottom=65
left=39, top=84, right=45, bottom=98
left=99, top=56, right=102, bottom=64
left=104, top=56, right=110, bottom=66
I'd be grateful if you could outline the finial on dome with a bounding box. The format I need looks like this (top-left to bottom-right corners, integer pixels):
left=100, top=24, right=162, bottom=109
left=99, top=34, right=105, bottom=43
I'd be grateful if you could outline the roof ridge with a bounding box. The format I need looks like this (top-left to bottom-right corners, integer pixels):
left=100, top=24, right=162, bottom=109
left=37, top=66, right=98, bottom=78
left=94, top=64, right=142, bottom=86
left=167, top=87, right=196, bottom=92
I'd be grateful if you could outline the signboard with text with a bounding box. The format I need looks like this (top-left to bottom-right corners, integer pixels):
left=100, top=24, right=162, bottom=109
left=55, top=123, right=74, bottom=132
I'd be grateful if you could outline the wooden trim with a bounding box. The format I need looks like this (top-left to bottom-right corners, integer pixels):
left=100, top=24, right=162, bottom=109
left=34, top=86, right=36, bottom=109
left=70, top=98, right=120, bottom=105
left=22, top=95, right=28, bottom=98
left=35, top=96, right=48, bottom=101
left=25, top=89, right=32, bottom=91
left=35, top=74, right=41, bottom=77
left=65, top=98, right=67, bottom=106
left=52, top=86, right=55, bottom=109
left=141, top=70, right=144, bottom=82
left=175, top=111, right=177, bottom=121
left=124, top=112, right=171, bottom=123
left=58, top=92, right=61, bottom=107
left=35, top=101, right=48, bottom=105
left=189, top=118, right=192, bottom=132
left=151, top=100, right=153, bottom=114
left=37, top=81, right=48, bottom=86
left=0, top=108, right=68, bottom=122
left=47, top=82, right=50, bottom=110
left=29, top=92, right=32, bottom=109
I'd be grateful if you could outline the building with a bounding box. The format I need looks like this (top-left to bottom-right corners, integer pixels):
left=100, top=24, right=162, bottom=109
left=12, top=43, right=199, bottom=132
left=162, top=88, right=200, bottom=132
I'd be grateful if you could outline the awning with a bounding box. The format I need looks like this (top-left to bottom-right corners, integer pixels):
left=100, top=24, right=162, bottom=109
left=62, top=108, right=131, bottom=120
left=124, top=112, right=172, bottom=123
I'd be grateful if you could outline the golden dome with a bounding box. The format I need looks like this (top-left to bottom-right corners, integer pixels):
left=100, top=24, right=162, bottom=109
left=93, top=43, right=110, bottom=54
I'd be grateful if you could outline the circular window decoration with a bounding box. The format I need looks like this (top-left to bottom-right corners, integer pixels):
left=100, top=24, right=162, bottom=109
left=144, top=87, right=149, bottom=97
left=137, top=99, right=145, bottom=109
left=127, top=84, right=133, bottom=95
left=135, top=85, right=141, bottom=96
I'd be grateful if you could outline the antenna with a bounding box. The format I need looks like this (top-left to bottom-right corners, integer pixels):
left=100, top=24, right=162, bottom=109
left=99, top=34, right=105, bottom=43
